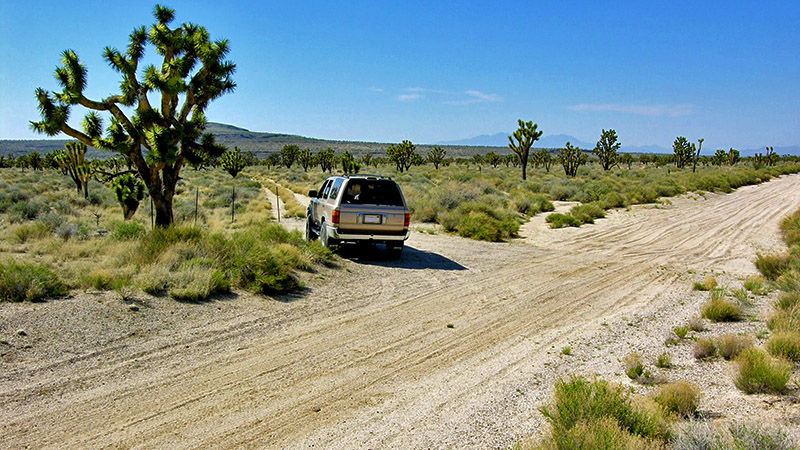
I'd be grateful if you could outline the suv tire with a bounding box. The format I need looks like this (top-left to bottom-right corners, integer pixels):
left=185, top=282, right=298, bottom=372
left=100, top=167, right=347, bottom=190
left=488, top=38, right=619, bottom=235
left=305, top=216, right=318, bottom=241
left=320, top=222, right=338, bottom=250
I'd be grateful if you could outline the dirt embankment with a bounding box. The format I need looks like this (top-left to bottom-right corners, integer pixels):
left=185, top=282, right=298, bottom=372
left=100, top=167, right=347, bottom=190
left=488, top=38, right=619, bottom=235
left=2, top=174, right=800, bottom=449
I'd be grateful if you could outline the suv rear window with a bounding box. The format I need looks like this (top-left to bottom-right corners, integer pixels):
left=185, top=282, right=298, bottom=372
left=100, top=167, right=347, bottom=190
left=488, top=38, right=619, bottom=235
left=342, top=179, right=404, bottom=206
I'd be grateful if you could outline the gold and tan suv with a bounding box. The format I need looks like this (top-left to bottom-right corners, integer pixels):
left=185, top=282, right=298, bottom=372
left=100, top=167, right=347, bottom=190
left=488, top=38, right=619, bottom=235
left=306, top=175, right=410, bottom=257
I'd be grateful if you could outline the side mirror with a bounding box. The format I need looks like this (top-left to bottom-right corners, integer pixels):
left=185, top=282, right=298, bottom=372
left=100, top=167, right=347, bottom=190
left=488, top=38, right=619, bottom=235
left=308, top=190, right=317, bottom=198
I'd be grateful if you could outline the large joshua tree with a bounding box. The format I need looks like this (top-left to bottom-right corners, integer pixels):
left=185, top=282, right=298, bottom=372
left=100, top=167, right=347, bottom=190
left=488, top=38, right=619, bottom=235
left=31, top=5, right=235, bottom=227
left=508, top=120, right=542, bottom=180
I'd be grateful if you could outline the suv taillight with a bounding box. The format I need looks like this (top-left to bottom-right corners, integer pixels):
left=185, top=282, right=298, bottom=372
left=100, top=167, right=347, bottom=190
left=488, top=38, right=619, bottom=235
left=404, top=212, right=410, bottom=227
left=332, top=209, right=340, bottom=224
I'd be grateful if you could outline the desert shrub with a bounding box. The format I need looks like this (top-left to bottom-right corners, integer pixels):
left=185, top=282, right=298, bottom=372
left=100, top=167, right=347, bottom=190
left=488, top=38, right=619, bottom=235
left=599, top=191, right=627, bottom=209
left=55, top=223, right=89, bottom=241
left=511, top=191, right=554, bottom=216
left=539, top=377, right=669, bottom=447
left=623, top=352, right=645, bottom=379
left=728, top=421, right=800, bottom=450
left=766, top=331, right=800, bottom=361
left=38, top=210, right=67, bottom=231
left=545, top=182, right=579, bottom=201
left=457, top=211, right=517, bottom=242
left=653, top=381, right=701, bottom=418
left=169, top=265, right=229, bottom=302
left=569, top=203, right=605, bottom=224
left=8, top=199, right=47, bottom=223
left=767, top=305, right=800, bottom=332
left=694, top=338, right=717, bottom=359
left=734, top=347, right=792, bottom=394
left=777, top=291, right=800, bottom=311
left=688, top=316, right=707, bottom=332
left=537, top=416, right=655, bottom=450
left=12, top=222, right=51, bottom=243
left=672, top=421, right=799, bottom=450
left=780, top=209, right=800, bottom=248
left=744, top=275, right=768, bottom=295
left=627, top=185, right=660, bottom=204
left=112, top=221, right=147, bottom=240
left=546, top=213, right=582, bottom=228
left=756, top=253, right=793, bottom=281
left=137, top=225, right=204, bottom=264
left=0, top=260, right=68, bottom=302
left=673, top=326, right=689, bottom=340
left=731, top=287, right=753, bottom=306
left=775, top=269, right=800, bottom=293
left=701, top=289, right=741, bottom=322
left=133, top=264, right=171, bottom=295
left=655, top=352, right=672, bottom=369
left=693, top=276, right=717, bottom=291
left=715, top=333, right=754, bottom=360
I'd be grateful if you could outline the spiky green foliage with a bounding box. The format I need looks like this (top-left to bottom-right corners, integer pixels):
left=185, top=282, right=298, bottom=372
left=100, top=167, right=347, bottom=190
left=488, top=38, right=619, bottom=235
left=280, top=144, right=300, bottom=169
left=31, top=4, right=235, bottom=227
left=220, top=147, right=246, bottom=178
left=386, top=140, right=418, bottom=173
left=53, top=141, right=93, bottom=198
left=0, top=260, right=68, bottom=302
left=111, top=173, right=146, bottom=220
left=557, top=142, right=588, bottom=177
left=673, top=136, right=693, bottom=169
left=340, top=151, right=360, bottom=174
left=426, top=146, right=447, bottom=170
left=315, top=148, right=336, bottom=173
left=508, top=120, right=543, bottom=180
left=593, top=129, right=621, bottom=171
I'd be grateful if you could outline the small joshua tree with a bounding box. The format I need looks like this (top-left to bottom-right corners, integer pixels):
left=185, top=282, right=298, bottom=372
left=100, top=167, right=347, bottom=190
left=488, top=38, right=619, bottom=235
left=508, top=119, right=542, bottom=180
left=558, top=142, right=587, bottom=177
left=111, top=173, right=146, bottom=220
left=54, top=141, right=93, bottom=198
left=220, top=147, right=247, bottom=222
left=426, top=146, right=447, bottom=170
left=340, top=150, right=360, bottom=173
left=593, top=129, right=621, bottom=171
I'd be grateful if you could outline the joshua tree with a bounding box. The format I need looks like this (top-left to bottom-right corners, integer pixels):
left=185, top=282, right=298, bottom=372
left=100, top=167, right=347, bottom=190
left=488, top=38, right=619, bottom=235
left=593, top=129, right=621, bottom=171
left=298, top=148, right=314, bottom=172
left=112, top=173, right=146, bottom=220
left=316, top=148, right=336, bottom=173
left=672, top=137, right=693, bottom=169
left=386, top=140, right=417, bottom=173
left=220, top=147, right=247, bottom=222
left=713, top=149, right=728, bottom=166
left=280, top=144, right=300, bottom=169
left=558, top=142, right=588, bottom=177
left=728, top=148, right=740, bottom=166
left=31, top=5, right=235, bottom=227
left=426, top=146, right=447, bottom=170
left=692, top=138, right=704, bottom=173
left=340, top=151, right=360, bottom=173
left=485, top=151, right=503, bottom=168
left=619, top=153, right=635, bottom=169
left=508, top=119, right=542, bottom=180
left=54, top=141, right=93, bottom=198
left=360, top=152, right=373, bottom=168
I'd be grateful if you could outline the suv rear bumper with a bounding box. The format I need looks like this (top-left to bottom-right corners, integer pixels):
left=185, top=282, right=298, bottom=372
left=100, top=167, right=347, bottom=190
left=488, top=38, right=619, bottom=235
left=325, top=224, right=409, bottom=242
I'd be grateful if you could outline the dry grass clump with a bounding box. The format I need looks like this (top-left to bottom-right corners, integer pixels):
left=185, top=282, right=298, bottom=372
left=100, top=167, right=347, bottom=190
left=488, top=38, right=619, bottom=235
left=655, top=352, right=672, bottom=369
left=766, top=331, right=800, bottom=361
left=536, top=377, right=670, bottom=449
left=693, top=338, right=717, bottom=360
left=693, top=276, right=718, bottom=291
left=652, top=381, right=701, bottom=418
left=743, top=275, right=768, bottom=295
left=701, top=288, right=741, bottom=322
left=715, top=334, right=755, bottom=360
left=734, top=347, right=793, bottom=394
left=687, top=315, right=707, bottom=332
left=673, top=421, right=799, bottom=450
left=623, top=352, right=645, bottom=379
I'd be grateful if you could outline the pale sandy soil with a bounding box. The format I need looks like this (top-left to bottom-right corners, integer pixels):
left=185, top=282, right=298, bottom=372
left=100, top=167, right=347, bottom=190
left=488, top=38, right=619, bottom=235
left=2, top=174, right=800, bottom=449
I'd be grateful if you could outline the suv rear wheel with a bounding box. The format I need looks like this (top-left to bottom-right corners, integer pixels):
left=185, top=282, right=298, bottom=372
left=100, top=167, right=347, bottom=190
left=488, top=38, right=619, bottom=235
left=320, top=222, right=338, bottom=250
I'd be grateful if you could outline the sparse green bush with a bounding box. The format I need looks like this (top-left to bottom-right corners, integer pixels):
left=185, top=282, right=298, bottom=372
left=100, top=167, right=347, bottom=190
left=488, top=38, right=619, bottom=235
left=767, top=306, right=800, bottom=332
left=673, top=421, right=800, bottom=450
left=777, top=291, right=800, bottom=311
left=655, top=352, right=672, bottom=369
left=744, top=275, right=768, bottom=295
left=653, top=381, right=701, bottom=418
left=538, top=377, right=669, bottom=448
left=734, top=347, right=792, bottom=394
left=12, top=221, right=51, bottom=243
left=457, top=211, right=518, bottom=242
left=546, top=213, right=582, bottom=228
left=112, top=221, right=147, bottom=240
left=693, top=276, right=717, bottom=291
left=0, top=260, right=68, bottom=302
left=569, top=203, right=605, bottom=224
left=756, top=253, right=792, bottom=281
left=766, top=331, right=800, bottom=361
left=715, top=333, right=754, bottom=360
left=701, top=289, right=741, bottom=322
left=694, top=338, right=717, bottom=360
left=623, top=352, right=645, bottom=379
left=673, top=326, right=689, bottom=340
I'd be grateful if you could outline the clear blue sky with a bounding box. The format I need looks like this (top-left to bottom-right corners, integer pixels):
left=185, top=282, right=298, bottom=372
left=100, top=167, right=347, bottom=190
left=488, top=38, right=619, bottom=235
left=2, top=0, right=798, bottom=150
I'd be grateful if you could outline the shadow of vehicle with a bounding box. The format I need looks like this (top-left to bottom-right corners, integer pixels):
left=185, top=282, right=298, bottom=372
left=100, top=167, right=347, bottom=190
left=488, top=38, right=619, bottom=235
left=336, top=243, right=467, bottom=271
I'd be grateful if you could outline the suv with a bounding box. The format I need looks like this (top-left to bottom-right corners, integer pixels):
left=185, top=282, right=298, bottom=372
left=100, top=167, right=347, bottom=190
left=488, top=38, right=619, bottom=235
left=306, top=175, right=410, bottom=258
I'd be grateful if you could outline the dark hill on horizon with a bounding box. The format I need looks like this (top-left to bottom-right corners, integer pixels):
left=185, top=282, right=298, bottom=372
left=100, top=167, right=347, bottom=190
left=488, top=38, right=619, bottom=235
left=3, top=122, right=798, bottom=158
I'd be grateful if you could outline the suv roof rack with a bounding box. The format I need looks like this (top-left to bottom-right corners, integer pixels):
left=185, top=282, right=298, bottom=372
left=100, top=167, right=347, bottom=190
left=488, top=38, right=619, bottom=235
left=341, top=173, right=392, bottom=180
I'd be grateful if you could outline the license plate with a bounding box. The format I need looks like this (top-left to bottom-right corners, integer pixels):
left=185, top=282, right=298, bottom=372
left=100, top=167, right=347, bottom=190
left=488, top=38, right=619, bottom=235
left=364, top=214, right=381, bottom=224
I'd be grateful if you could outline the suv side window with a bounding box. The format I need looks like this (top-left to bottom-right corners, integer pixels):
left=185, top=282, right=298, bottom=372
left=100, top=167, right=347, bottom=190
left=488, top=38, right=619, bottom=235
left=322, top=180, right=333, bottom=199
left=329, top=178, right=344, bottom=200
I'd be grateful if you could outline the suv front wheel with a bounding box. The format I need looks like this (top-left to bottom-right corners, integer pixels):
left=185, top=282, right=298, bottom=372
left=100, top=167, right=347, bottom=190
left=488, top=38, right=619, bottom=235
left=305, top=216, right=318, bottom=241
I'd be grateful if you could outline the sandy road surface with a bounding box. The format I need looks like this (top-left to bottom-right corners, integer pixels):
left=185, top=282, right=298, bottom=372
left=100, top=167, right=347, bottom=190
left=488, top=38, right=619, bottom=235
left=2, top=174, right=800, bottom=449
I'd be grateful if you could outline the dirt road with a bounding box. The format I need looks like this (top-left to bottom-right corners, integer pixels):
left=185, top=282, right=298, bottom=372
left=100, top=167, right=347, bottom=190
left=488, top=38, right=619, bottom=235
left=2, top=174, right=800, bottom=449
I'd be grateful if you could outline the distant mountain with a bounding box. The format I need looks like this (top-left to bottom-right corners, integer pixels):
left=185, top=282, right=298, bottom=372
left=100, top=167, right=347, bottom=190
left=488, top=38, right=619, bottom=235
left=740, top=146, right=800, bottom=157
left=437, top=133, right=595, bottom=149
left=620, top=144, right=671, bottom=154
